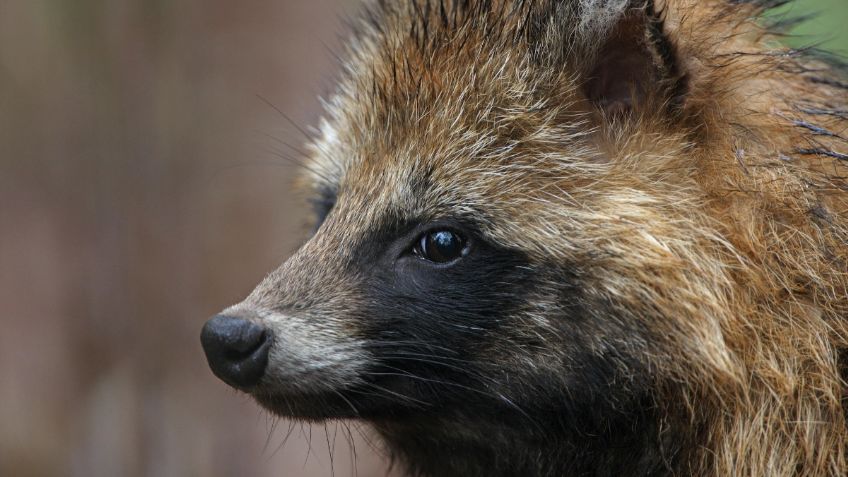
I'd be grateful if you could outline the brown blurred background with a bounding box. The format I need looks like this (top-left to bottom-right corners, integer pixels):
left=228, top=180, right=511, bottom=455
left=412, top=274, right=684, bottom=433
left=0, top=1, right=845, bottom=476
left=0, top=0, right=397, bottom=475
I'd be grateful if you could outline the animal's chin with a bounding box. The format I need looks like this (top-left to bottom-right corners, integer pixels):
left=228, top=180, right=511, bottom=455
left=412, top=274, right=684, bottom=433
left=249, top=387, right=414, bottom=421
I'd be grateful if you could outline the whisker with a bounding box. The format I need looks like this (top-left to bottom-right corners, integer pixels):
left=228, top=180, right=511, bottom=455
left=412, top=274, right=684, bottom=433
left=342, top=422, right=359, bottom=477
left=354, top=383, right=431, bottom=407
left=256, top=94, right=312, bottom=140
left=255, top=129, right=312, bottom=158
left=333, top=389, right=361, bottom=417
left=365, top=366, right=544, bottom=432
left=261, top=414, right=280, bottom=454
left=268, top=419, right=297, bottom=461
left=380, top=353, right=486, bottom=375
left=324, top=422, right=336, bottom=477
left=259, top=146, right=336, bottom=184
left=302, top=423, right=315, bottom=468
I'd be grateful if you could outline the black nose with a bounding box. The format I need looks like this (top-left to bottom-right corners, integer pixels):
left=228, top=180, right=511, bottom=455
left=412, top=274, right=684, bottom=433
left=201, top=314, right=271, bottom=389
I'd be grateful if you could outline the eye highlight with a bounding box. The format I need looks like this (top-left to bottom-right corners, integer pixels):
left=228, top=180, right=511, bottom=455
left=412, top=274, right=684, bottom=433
left=414, top=230, right=468, bottom=263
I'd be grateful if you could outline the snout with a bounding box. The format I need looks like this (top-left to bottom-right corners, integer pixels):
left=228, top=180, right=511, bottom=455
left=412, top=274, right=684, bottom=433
left=200, top=314, right=271, bottom=389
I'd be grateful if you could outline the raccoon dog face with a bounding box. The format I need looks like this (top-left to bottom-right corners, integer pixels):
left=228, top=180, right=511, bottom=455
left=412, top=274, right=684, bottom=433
left=201, top=0, right=725, bottom=422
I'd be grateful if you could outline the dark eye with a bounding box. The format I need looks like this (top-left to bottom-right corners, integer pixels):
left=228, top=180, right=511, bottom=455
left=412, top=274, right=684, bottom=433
left=414, top=230, right=468, bottom=263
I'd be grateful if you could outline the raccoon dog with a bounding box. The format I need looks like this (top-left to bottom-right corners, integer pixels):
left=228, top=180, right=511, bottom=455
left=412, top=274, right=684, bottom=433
left=201, top=1, right=848, bottom=475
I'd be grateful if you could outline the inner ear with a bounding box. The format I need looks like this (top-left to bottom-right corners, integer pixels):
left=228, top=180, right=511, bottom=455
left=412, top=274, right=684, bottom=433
left=583, top=5, right=684, bottom=116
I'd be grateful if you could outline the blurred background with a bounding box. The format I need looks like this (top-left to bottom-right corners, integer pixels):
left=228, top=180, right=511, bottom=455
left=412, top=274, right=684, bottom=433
left=0, top=1, right=845, bottom=476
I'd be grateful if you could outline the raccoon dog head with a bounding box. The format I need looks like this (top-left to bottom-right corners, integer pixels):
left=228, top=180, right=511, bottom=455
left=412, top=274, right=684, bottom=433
left=202, top=0, right=743, bottom=428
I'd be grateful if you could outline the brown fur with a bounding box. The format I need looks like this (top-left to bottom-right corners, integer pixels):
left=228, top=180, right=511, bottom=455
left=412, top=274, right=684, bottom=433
left=214, top=1, right=848, bottom=475
left=308, top=1, right=848, bottom=474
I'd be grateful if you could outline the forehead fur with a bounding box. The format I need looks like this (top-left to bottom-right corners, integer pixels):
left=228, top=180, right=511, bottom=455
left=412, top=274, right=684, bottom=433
left=309, top=0, right=692, bottom=251
left=304, top=0, right=736, bottom=260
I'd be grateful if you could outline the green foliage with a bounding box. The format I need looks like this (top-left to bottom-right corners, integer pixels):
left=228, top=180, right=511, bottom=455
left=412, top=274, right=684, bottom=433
left=773, top=0, right=848, bottom=54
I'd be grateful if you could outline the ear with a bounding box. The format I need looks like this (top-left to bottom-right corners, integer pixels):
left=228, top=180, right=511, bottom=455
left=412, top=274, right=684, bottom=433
left=582, top=0, right=687, bottom=116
